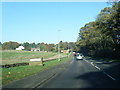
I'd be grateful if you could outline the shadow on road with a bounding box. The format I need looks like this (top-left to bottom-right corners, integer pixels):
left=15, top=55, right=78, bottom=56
left=75, top=64, right=120, bottom=88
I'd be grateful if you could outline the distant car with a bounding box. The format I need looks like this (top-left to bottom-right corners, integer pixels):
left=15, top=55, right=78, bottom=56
left=74, top=53, right=76, bottom=56
left=73, top=52, right=76, bottom=54
left=76, top=54, right=84, bottom=60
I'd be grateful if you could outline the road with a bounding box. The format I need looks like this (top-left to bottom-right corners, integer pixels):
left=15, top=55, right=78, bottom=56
left=37, top=56, right=120, bottom=88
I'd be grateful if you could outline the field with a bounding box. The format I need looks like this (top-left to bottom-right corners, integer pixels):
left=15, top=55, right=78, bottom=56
left=1, top=50, right=57, bottom=65
left=1, top=50, right=70, bottom=85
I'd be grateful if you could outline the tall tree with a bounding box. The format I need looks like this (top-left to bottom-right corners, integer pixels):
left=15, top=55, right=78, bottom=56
left=76, top=1, right=120, bottom=58
left=2, top=41, right=20, bottom=50
left=22, top=42, right=31, bottom=51
left=0, top=42, right=2, bottom=46
left=31, top=43, right=37, bottom=48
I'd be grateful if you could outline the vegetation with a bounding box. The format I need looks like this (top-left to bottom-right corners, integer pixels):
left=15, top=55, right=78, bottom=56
left=1, top=41, right=76, bottom=52
left=58, top=41, right=77, bottom=52
left=2, top=41, right=20, bottom=50
left=0, top=42, right=2, bottom=50
left=76, top=1, right=120, bottom=59
left=2, top=50, right=57, bottom=65
left=2, top=56, right=70, bottom=85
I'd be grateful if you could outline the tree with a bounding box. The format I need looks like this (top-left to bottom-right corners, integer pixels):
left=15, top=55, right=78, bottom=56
left=2, top=41, right=20, bottom=50
left=69, top=42, right=77, bottom=52
left=31, top=43, right=37, bottom=48
left=37, top=42, right=46, bottom=51
left=22, top=42, right=31, bottom=51
left=0, top=42, right=2, bottom=47
left=46, top=44, right=55, bottom=51
left=0, top=42, right=2, bottom=50
left=76, top=1, right=120, bottom=59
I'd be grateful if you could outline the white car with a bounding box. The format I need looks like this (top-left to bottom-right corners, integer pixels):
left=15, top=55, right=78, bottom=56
left=76, top=54, right=84, bottom=60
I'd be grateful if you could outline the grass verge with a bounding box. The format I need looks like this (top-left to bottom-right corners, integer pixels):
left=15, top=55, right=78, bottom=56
left=2, top=56, right=71, bottom=85
left=105, top=59, right=120, bottom=63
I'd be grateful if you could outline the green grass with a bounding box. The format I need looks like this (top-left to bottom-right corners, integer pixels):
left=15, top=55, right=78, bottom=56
left=1, top=50, right=57, bottom=65
left=2, top=56, right=70, bottom=85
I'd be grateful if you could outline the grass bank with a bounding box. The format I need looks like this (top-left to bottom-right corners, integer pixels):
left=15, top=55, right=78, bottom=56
left=104, top=59, right=120, bottom=63
left=2, top=56, right=71, bottom=85
left=86, top=56, right=120, bottom=63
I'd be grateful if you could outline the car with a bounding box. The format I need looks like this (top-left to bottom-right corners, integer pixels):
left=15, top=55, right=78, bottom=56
left=73, top=52, right=77, bottom=56
left=76, top=54, right=84, bottom=60
left=74, top=53, right=76, bottom=56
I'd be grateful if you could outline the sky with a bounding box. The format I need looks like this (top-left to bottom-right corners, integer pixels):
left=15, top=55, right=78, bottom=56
left=2, top=2, right=112, bottom=44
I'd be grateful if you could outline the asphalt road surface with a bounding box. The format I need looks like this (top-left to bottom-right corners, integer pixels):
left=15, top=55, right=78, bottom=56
left=37, top=56, right=120, bottom=88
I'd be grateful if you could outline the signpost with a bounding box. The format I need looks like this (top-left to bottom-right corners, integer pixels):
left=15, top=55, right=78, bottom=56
left=29, top=57, right=43, bottom=66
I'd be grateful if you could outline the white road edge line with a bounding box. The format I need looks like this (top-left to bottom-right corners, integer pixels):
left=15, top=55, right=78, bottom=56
left=94, top=65, right=116, bottom=81
left=103, top=71, right=116, bottom=81
left=94, top=65, right=116, bottom=80
left=84, top=59, right=116, bottom=81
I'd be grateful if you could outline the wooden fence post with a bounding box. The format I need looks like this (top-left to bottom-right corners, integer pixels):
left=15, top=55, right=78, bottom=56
left=41, top=57, right=44, bottom=66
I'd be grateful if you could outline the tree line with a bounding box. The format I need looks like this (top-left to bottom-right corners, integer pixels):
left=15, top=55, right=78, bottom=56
left=76, top=1, right=120, bottom=59
left=0, top=41, right=76, bottom=52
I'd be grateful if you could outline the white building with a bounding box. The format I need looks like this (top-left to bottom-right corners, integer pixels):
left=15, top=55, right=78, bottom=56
left=31, top=48, right=40, bottom=51
left=16, top=46, right=25, bottom=50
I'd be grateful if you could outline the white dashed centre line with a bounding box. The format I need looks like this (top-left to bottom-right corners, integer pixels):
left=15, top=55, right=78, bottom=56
left=94, top=66, right=101, bottom=70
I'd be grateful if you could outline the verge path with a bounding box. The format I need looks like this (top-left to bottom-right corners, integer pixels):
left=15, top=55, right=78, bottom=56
left=44, top=54, right=68, bottom=61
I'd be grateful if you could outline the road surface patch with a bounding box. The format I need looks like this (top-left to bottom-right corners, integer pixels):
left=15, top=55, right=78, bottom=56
left=102, top=71, right=116, bottom=81
left=84, top=59, right=117, bottom=81
left=84, top=59, right=89, bottom=63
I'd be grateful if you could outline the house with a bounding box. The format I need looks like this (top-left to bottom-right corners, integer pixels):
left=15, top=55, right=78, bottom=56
left=61, top=50, right=69, bottom=53
left=31, top=48, right=40, bottom=51
left=16, top=46, right=25, bottom=50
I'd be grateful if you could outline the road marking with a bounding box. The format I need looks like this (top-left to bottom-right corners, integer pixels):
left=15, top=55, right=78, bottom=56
left=84, top=59, right=89, bottom=63
left=91, top=62, right=94, bottom=66
left=93, top=64, right=116, bottom=81
left=85, top=59, right=117, bottom=81
left=103, top=71, right=116, bottom=81
left=94, top=65, right=116, bottom=81
left=94, top=66, right=101, bottom=70
left=84, top=59, right=116, bottom=81
left=92, top=62, right=116, bottom=81
left=70, top=61, right=74, bottom=64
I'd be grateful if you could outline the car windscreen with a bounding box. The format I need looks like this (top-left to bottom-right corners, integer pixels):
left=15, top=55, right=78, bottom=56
left=77, top=54, right=83, bottom=56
